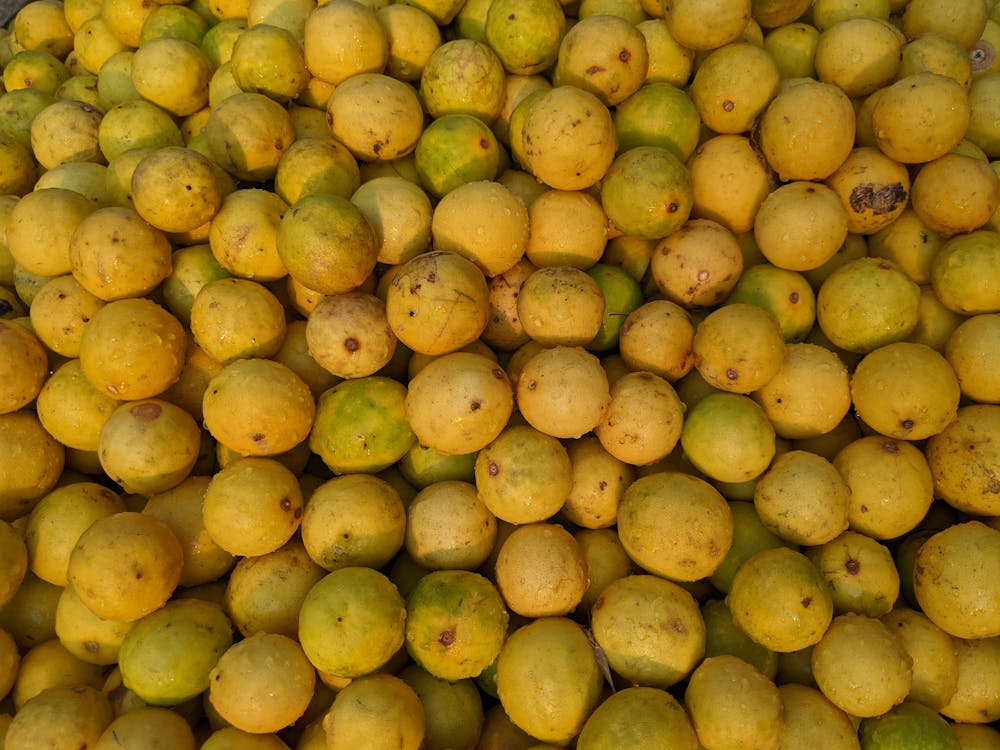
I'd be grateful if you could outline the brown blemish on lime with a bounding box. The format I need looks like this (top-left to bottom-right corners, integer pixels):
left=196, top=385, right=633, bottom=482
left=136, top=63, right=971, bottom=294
left=130, top=402, right=162, bottom=421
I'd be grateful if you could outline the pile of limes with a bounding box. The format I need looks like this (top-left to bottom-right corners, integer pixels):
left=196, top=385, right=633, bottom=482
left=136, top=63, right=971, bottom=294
left=2, top=0, right=1000, bottom=748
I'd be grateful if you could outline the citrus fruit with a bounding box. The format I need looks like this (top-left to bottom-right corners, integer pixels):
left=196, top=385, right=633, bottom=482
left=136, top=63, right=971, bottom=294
left=913, top=521, right=1000, bottom=639
left=495, top=617, right=604, bottom=746
left=495, top=522, right=588, bottom=618
left=299, top=472, right=405, bottom=573
left=405, top=569, right=508, bottom=681
left=727, top=546, right=834, bottom=653
left=850, top=341, right=960, bottom=440
left=680, top=392, right=776, bottom=484
left=116, top=597, right=232, bottom=706
left=590, top=573, right=705, bottom=688
left=208, top=632, right=315, bottom=734
left=807, top=530, right=900, bottom=617
left=298, top=566, right=406, bottom=678
left=617, top=471, right=733, bottom=581
left=323, top=673, right=425, bottom=750
left=684, top=654, right=784, bottom=750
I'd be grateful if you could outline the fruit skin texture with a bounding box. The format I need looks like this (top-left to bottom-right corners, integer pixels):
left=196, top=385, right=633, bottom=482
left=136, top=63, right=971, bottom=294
left=858, top=701, right=960, bottom=750
left=495, top=616, right=605, bottom=746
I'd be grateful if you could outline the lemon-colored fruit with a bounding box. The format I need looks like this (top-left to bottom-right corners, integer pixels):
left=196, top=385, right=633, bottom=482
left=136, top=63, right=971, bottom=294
left=29, top=99, right=103, bottom=171
left=4, top=685, right=113, bottom=750
left=495, top=617, right=605, bottom=746
left=618, top=299, right=696, bottom=381
left=601, top=145, right=692, bottom=240
left=299, top=472, right=404, bottom=573
left=518, top=84, right=617, bottom=191
left=663, top=0, right=751, bottom=51
left=681, top=391, right=777, bottom=484
left=474, top=424, right=572, bottom=525
left=25, top=482, right=124, bottom=588
left=817, top=257, right=921, bottom=353
left=812, top=612, right=913, bottom=718
left=759, top=78, right=856, bottom=181
left=202, top=357, right=315, bottom=457
left=702, top=597, right=779, bottom=680
left=776, top=683, right=860, bottom=750
left=753, top=450, right=849, bottom=546
left=834, top=435, right=934, bottom=541
left=913, top=521, right=1000, bottom=639
left=208, top=632, right=315, bottom=734
left=850, top=341, right=961, bottom=440
left=825, top=146, right=911, bottom=236
left=97, top=399, right=201, bottom=496
left=142, top=477, right=236, bottom=588
left=516, top=345, right=612, bottom=440
left=815, top=17, right=902, bottom=98
left=687, top=134, right=774, bottom=235
left=650, top=218, right=744, bottom=308
left=483, top=0, right=564, bottom=76
left=298, top=566, right=406, bottom=678
left=0, top=320, right=47, bottom=415
left=202, top=457, right=303, bottom=557
left=385, top=251, right=490, bottom=356
left=0, top=412, right=65, bottom=522
left=93, top=706, right=197, bottom=750
left=763, top=22, right=819, bottom=79
left=404, top=350, right=512, bottom=455
left=931, top=229, right=1000, bottom=314
left=0, top=521, right=27, bottom=610
left=66, top=511, right=184, bottom=623
left=754, top=180, right=850, bottom=271
left=130, top=145, right=223, bottom=234
left=617, top=471, right=733, bottom=581
left=326, top=73, right=424, bottom=163
left=591, top=573, right=705, bottom=688
left=553, top=13, right=648, bottom=107
left=727, top=546, right=834, bottom=653
left=517, top=265, right=605, bottom=346
left=690, top=41, right=780, bottom=134
left=939, top=635, right=1000, bottom=724
left=6, top=187, right=96, bottom=278
left=399, top=664, right=484, bottom=750
left=807, top=530, right=900, bottom=616
left=684, top=654, right=784, bottom=750
left=28, top=275, right=106, bottom=360
left=432, top=179, right=529, bottom=276
left=404, top=569, right=508, bottom=681
left=912, top=152, right=1000, bottom=237
left=302, top=0, right=387, bottom=85
left=224, top=538, right=324, bottom=639
left=881, top=607, right=960, bottom=712
left=693, top=303, right=785, bottom=393
left=117, top=597, right=233, bottom=705
left=946, top=313, right=1000, bottom=403
left=350, top=175, right=433, bottom=266
left=69, top=206, right=173, bottom=301
left=926, top=404, right=1000, bottom=517
left=205, top=91, right=296, bottom=182
left=495, top=522, right=588, bottom=618
left=79, top=298, right=186, bottom=402
left=871, top=73, right=971, bottom=164
left=11, top=638, right=104, bottom=710
left=903, top=0, right=988, bottom=49
left=524, top=189, right=607, bottom=270
left=323, top=673, right=425, bottom=750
